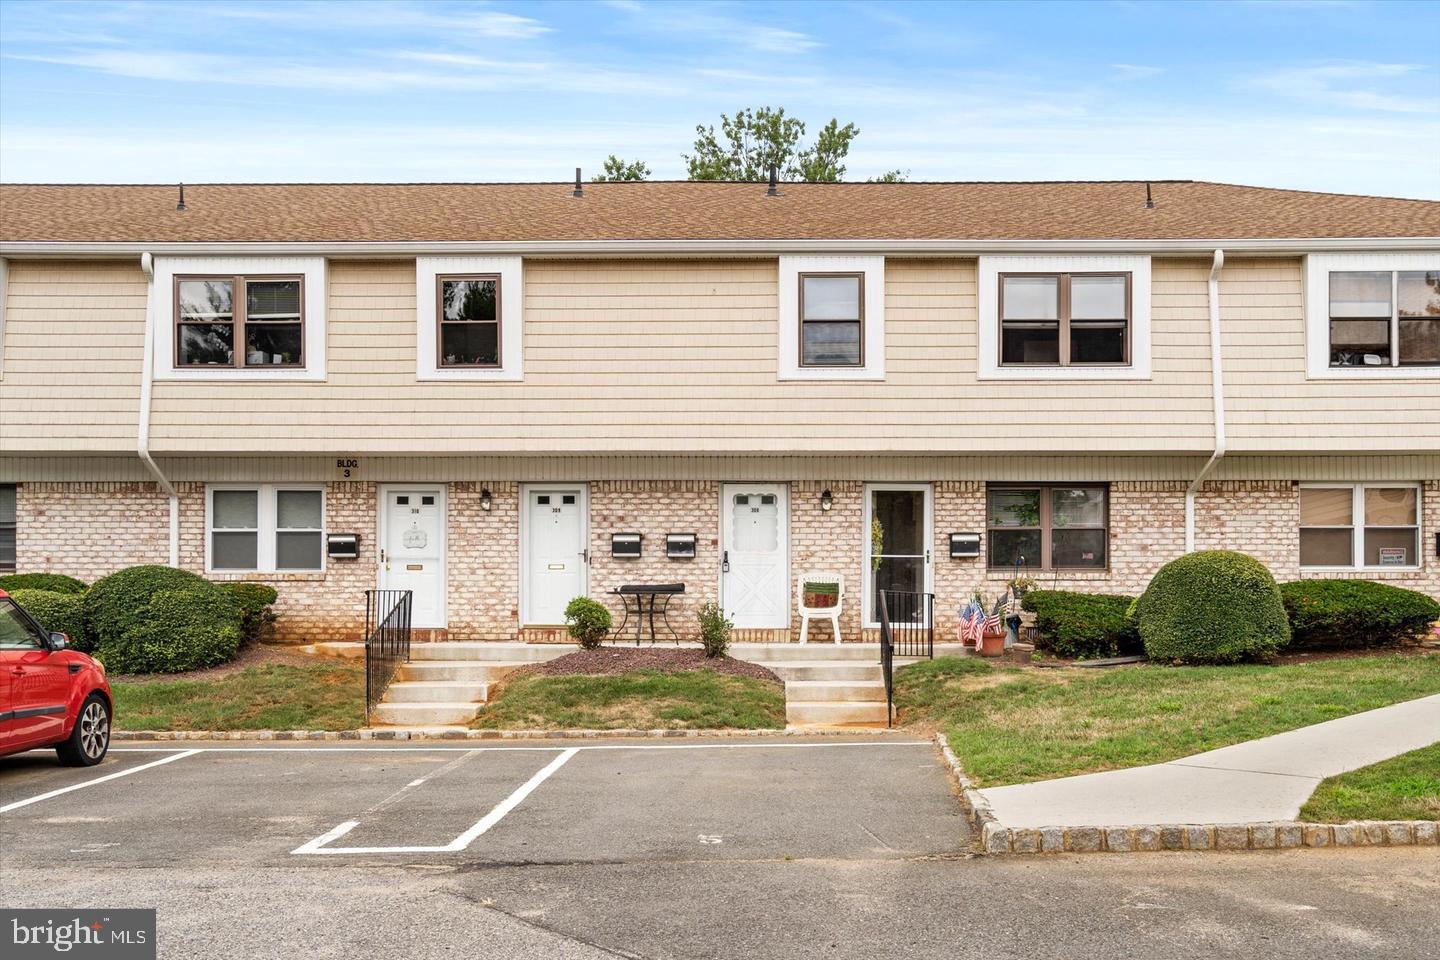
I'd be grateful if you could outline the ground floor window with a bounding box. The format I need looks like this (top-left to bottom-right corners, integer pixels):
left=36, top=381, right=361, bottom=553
left=208, top=485, right=324, bottom=573
left=0, top=484, right=15, bottom=573
left=1299, top=483, right=1420, bottom=569
left=986, top=484, right=1109, bottom=571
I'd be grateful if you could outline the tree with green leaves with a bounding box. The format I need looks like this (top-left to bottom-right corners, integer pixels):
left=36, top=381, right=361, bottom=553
left=592, top=155, right=651, bottom=182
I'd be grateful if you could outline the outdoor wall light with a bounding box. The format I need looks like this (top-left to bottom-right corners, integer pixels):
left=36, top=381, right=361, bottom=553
left=820, top=488, right=833, bottom=512
left=480, top=488, right=493, bottom=511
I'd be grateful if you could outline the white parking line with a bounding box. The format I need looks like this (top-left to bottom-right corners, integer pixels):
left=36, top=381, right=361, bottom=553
left=113, top=741, right=929, bottom=754
left=292, top=748, right=579, bottom=855
left=0, top=750, right=201, bottom=814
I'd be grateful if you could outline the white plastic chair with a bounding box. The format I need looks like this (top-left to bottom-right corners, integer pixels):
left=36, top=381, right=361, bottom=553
left=797, top=573, right=845, bottom=644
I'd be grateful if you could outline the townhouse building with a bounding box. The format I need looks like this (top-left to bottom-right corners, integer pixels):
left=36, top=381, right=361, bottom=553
left=1, top=179, right=1437, bottom=644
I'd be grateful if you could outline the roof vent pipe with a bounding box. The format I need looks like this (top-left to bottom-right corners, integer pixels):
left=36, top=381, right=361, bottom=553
left=176, top=183, right=186, bottom=212
left=573, top=168, right=583, bottom=198
left=766, top=166, right=778, bottom=197
left=1145, top=182, right=1154, bottom=209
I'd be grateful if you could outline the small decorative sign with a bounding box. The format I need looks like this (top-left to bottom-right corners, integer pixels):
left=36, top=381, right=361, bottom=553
left=402, top=527, right=428, bottom=549
left=1378, top=547, right=1407, bottom=566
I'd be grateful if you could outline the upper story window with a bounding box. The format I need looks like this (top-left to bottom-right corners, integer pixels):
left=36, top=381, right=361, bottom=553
left=152, top=257, right=326, bottom=381
left=1000, top=273, right=1130, bottom=366
left=1328, top=270, right=1440, bottom=368
left=778, top=256, right=886, bottom=381
left=978, top=256, right=1151, bottom=381
left=799, top=273, right=864, bottom=367
left=176, top=275, right=303, bottom=368
left=437, top=275, right=501, bottom=367
left=1305, top=254, right=1440, bottom=380
left=416, top=257, right=523, bottom=381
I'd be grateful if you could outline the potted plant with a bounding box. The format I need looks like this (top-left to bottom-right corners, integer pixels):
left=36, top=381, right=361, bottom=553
left=803, top=580, right=840, bottom=609
left=1008, top=574, right=1036, bottom=599
left=980, top=594, right=1008, bottom=657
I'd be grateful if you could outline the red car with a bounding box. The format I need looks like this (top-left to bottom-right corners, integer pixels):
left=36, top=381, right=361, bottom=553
left=0, top=589, right=112, bottom=766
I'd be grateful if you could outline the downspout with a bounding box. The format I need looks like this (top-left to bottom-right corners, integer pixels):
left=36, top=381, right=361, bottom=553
left=138, top=252, right=179, bottom=566
left=1185, top=249, right=1226, bottom=553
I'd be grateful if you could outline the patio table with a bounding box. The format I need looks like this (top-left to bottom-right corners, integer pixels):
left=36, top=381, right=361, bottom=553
left=610, top=583, right=685, bottom=645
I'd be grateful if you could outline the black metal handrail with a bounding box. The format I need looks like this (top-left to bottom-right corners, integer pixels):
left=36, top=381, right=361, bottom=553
left=880, top=589, right=935, bottom=659
left=878, top=591, right=895, bottom=728
left=364, top=589, right=412, bottom=722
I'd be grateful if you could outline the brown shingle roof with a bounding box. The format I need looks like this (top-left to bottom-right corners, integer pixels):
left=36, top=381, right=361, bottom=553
left=1, top=180, right=1436, bottom=243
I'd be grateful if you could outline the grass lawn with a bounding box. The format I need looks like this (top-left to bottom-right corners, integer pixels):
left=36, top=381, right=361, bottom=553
left=112, top=662, right=365, bottom=731
left=472, top=669, right=786, bottom=730
left=895, top=652, right=1440, bottom=788
left=1299, top=744, right=1440, bottom=823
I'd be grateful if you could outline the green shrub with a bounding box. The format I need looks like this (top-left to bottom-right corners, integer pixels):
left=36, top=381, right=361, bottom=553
left=1021, top=590, right=1141, bottom=659
left=8, top=588, right=89, bottom=651
left=94, top=588, right=243, bottom=674
left=84, top=565, right=242, bottom=673
left=564, top=596, right=612, bottom=650
left=1134, top=551, right=1290, bottom=665
left=224, top=582, right=279, bottom=645
left=697, top=601, right=733, bottom=658
left=1281, top=579, right=1440, bottom=650
left=0, top=572, right=86, bottom=594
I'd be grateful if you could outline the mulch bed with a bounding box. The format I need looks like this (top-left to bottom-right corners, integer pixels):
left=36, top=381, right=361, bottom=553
left=525, top=647, right=782, bottom=685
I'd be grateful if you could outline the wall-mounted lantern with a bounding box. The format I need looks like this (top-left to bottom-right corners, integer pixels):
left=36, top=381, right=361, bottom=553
left=666, top=533, right=697, bottom=559
left=611, top=533, right=643, bottom=558
left=479, top=488, right=493, bottom=511
left=949, top=533, right=981, bottom=558
left=820, top=488, right=833, bottom=512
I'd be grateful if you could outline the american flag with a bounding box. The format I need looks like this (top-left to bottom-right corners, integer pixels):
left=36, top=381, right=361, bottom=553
left=984, top=609, right=1003, bottom=636
left=959, top=600, right=985, bottom=644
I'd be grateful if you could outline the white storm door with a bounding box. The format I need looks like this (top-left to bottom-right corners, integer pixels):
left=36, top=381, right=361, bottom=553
left=523, top=486, right=587, bottom=625
left=379, top=486, right=446, bottom=629
left=721, top=483, right=789, bottom=629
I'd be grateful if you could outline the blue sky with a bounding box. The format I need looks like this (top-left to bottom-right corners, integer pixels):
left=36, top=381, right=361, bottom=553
left=1, top=0, right=1436, bottom=197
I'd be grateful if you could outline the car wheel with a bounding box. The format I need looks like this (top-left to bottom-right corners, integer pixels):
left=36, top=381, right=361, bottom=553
left=56, top=694, right=111, bottom=767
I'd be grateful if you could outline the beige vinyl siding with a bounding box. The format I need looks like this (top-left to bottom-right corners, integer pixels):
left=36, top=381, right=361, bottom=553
left=0, top=260, right=145, bottom=452
left=1223, top=256, right=1440, bottom=452
left=137, top=258, right=1216, bottom=454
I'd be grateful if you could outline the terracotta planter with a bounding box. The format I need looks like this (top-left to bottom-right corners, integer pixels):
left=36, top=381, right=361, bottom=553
left=979, top=630, right=1007, bottom=657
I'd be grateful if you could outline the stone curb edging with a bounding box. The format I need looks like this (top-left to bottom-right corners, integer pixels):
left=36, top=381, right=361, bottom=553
left=114, top=726, right=908, bottom=741
left=934, top=734, right=1440, bottom=855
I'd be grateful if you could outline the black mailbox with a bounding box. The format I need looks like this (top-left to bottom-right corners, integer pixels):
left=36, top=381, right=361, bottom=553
left=327, top=534, right=360, bottom=559
left=611, top=533, right=643, bottom=558
left=666, top=534, right=697, bottom=559
left=949, top=533, right=981, bottom=558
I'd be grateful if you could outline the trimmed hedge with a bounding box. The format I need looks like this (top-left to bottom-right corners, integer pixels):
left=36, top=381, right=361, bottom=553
left=0, top=572, right=86, bottom=595
left=84, top=565, right=243, bottom=673
left=564, top=596, right=612, bottom=650
left=224, top=582, right=279, bottom=645
left=1021, top=590, right=1141, bottom=660
left=1134, top=551, right=1290, bottom=665
left=7, top=588, right=89, bottom=651
left=1281, top=579, right=1440, bottom=650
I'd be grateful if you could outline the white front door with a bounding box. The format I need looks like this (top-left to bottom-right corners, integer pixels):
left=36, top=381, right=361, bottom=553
left=721, top=483, right=789, bottom=629
left=378, top=486, right=446, bottom=629
left=864, top=483, right=934, bottom=626
left=523, top=486, right=587, bottom=625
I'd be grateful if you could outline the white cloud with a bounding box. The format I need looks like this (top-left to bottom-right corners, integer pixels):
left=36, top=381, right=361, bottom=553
left=1111, top=63, right=1163, bottom=79
left=1253, top=61, right=1437, bottom=113
left=598, top=1, right=820, bottom=54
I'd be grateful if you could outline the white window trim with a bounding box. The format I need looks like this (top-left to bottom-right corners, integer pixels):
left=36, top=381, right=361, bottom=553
left=778, top=255, right=886, bottom=381
left=151, top=257, right=327, bottom=381
left=977, top=255, right=1152, bottom=380
left=1304, top=253, right=1440, bottom=380
left=416, top=256, right=523, bottom=381
left=206, top=484, right=326, bottom=574
left=1298, top=482, right=1423, bottom=572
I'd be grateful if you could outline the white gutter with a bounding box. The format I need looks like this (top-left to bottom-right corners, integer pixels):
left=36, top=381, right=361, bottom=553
left=1186, top=249, right=1227, bottom=553
left=137, top=252, right=179, bottom=566
left=0, top=237, right=1435, bottom=260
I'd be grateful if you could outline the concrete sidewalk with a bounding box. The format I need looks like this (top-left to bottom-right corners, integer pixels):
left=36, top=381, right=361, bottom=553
left=979, top=693, right=1440, bottom=829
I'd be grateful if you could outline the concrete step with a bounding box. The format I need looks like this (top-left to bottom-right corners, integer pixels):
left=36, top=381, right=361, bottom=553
left=785, top=701, right=891, bottom=727
left=383, top=681, right=492, bottom=703
left=396, top=661, right=528, bottom=683
left=408, top=642, right=571, bottom=662
left=758, top=661, right=883, bottom=682
left=371, top=702, right=482, bottom=725
left=729, top=643, right=881, bottom=661
left=785, top=680, right=887, bottom=702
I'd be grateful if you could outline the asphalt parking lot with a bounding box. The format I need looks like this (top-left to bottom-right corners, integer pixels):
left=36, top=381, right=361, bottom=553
left=3, top=738, right=1437, bottom=960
